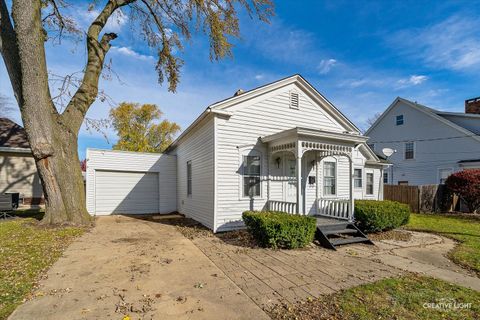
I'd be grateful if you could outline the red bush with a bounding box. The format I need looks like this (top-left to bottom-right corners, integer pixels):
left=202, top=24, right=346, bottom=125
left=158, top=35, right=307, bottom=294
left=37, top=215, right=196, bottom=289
left=445, top=169, right=480, bottom=213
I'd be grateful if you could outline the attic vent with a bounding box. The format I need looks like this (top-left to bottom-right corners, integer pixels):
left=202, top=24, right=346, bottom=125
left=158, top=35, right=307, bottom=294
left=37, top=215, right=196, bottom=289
left=290, top=92, right=299, bottom=109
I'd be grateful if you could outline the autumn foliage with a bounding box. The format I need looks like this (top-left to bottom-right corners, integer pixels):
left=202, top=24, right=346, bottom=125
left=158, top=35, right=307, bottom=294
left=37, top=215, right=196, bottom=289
left=445, top=169, right=480, bottom=213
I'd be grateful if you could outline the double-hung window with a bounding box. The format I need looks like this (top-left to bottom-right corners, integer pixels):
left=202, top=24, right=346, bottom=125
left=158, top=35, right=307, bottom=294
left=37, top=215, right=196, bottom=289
left=383, top=171, right=389, bottom=184
left=366, top=173, right=374, bottom=195
left=323, top=162, right=336, bottom=196
left=405, top=142, right=414, bottom=159
left=396, top=115, right=404, bottom=125
left=354, top=169, right=362, bottom=188
left=243, top=155, right=261, bottom=197
left=187, top=161, right=192, bottom=196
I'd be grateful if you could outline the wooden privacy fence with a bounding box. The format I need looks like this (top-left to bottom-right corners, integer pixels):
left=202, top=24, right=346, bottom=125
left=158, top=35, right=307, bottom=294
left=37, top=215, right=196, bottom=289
left=384, top=184, right=461, bottom=213
left=384, top=185, right=420, bottom=212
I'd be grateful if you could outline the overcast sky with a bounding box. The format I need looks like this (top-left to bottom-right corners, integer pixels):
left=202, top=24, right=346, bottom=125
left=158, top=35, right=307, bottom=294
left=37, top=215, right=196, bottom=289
left=1, top=0, right=480, bottom=159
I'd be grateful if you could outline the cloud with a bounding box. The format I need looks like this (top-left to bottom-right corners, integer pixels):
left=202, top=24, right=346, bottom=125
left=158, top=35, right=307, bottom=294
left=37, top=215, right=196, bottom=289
left=396, top=75, right=428, bottom=88
left=111, top=46, right=154, bottom=61
left=317, top=59, right=337, bottom=74
left=254, top=74, right=264, bottom=80
left=389, top=15, right=480, bottom=71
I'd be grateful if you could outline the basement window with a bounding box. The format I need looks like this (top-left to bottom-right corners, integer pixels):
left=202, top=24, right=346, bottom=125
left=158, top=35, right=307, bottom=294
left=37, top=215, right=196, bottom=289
left=290, top=91, right=299, bottom=109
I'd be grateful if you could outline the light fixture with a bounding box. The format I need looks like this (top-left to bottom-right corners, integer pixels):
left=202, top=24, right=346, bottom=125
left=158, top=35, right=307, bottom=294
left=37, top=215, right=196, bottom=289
left=275, top=157, right=281, bottom=168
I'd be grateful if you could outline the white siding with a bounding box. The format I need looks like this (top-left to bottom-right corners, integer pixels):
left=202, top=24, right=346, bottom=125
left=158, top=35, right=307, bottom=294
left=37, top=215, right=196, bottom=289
left=172, top=116, right=215, bottom=230
left=367, top=101, right=480, bottom=185
left=86, top=149, right=176, bottom=215
left=215, top=83, right=349, bottom=231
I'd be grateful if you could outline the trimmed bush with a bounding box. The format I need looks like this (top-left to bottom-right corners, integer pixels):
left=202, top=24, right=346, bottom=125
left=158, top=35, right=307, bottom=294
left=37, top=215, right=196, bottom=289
left=445, top=169, right=480, bottom=213
left=242, top=211, right=316, bottom=249
left=355, top=200, right=410, bottom=233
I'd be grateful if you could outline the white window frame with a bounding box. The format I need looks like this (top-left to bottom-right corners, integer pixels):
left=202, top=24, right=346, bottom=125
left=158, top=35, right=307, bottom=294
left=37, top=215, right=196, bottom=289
left=353, top=168, right=362, bottom=189
left=238, top=148, right=263, bottom=200
left=404, top=141, right=415, bottom=160
left=438, top=168, right=453, bottom=184
left=322, top=159, right=337, bottom=197
left=187, top=161, right=192, bottom=196
left=366, top=172, right=374, bottom=196
left=396, top=114, right=404, bottom=126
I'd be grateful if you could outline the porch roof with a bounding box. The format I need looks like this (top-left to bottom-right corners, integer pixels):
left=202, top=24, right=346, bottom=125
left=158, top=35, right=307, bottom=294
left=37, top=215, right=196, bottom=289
left=261, top=127, right=369, bottom=145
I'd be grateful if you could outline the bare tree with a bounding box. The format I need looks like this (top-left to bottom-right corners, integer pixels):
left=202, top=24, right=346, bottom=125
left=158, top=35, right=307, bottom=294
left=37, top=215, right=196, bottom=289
left=0, top=0, right=273, bottom=225
left=365, top=112, right=381, bottom=128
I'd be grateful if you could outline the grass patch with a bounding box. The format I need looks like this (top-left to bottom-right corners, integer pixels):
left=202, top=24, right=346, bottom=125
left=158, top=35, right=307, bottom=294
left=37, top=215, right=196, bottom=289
left=0, top=218, right=84, bottom=320
left=405, top=213, right=480, bottom=274
left=269, top=274, right=480, bottom=320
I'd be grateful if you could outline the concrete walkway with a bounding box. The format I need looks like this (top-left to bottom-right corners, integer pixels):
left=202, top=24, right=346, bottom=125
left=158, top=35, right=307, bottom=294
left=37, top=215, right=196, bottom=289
left=9, top=216, right=269, bottom=320
left=337, top=231, right=480, bottom=292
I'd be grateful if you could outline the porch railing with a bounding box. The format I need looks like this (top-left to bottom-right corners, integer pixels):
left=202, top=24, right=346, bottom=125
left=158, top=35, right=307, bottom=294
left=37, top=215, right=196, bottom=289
left=317, top=198, right=352, bottom=220
left=268, top=200, right=297, bottom=214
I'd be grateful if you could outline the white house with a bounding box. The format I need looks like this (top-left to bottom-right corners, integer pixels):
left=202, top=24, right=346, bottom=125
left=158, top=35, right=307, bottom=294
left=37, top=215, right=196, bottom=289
left=366, top=97, right=480, bottom=186
left=86, top=75, right=387, bottom=232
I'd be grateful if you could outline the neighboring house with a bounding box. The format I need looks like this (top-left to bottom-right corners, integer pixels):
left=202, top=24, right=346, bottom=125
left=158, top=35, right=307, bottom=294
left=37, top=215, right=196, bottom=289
left=0, top=118, right=44, bottom=205
left=366, top=97, right=480, bottom=186
left=86, top=75, right=387, bottom=232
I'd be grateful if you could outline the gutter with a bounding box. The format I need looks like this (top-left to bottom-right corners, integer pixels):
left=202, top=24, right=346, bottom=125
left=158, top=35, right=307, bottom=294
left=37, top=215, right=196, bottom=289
left=0, top=146, right=31, bottom=154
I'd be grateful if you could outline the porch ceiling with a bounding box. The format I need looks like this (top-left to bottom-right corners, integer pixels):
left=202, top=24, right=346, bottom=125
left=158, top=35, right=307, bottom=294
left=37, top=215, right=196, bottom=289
left=261, top=127, right=368, bottom=145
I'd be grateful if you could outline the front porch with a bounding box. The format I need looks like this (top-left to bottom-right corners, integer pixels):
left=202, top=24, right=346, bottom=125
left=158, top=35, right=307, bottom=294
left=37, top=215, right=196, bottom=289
left=261, top=127, right=369, bottom=222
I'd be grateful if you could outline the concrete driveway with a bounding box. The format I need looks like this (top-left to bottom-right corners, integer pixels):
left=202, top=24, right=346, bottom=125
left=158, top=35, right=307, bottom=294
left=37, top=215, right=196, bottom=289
left=9, top=216, right=269, bottom=320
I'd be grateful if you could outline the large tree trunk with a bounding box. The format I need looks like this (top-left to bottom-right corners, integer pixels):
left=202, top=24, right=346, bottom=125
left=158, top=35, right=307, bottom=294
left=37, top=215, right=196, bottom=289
left=33, top=122, right=91, bottom=225
left=11, top=0, right=91, bottom=225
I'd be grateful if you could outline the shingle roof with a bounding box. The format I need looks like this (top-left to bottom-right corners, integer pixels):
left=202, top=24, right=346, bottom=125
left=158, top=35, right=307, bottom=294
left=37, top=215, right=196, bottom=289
left=0, top=118, right=30, bottom=149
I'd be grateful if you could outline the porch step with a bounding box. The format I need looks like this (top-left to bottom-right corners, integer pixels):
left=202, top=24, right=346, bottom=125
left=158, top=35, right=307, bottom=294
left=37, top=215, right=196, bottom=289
left=322, top=228, right=358, bottom=236
left=330, top=237, right=372, bottom=246
left=315, top=221, right=373, bottom=250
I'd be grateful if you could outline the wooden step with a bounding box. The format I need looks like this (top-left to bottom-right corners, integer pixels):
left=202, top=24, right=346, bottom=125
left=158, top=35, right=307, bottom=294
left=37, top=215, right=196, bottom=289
left=322, top=228, right=358, bottom=236
left=330, top=237, right=371, bottom=246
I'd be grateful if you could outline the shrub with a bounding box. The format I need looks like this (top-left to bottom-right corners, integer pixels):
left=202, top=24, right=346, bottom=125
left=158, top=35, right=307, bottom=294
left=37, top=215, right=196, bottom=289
left=242, top=211, right=316, bottom=249
left=445, top=169, right=480, bottom=213
left=355, top=200, right=410, bottom=233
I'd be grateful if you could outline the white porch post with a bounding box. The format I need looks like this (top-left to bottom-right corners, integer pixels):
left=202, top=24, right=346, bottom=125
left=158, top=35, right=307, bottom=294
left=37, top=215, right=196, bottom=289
left=267, top=146, right=271, bottom=210
left=296, top=142, right=302, bottom=214
left=349, top=155, right=354, bottom=222
left=315, top=152, right=319, bottom=215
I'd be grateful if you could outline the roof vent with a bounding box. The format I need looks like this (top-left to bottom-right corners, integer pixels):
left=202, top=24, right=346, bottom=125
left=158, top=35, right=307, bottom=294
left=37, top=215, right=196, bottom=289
left=290, top=91, right=299, bottom=109
left=234, top=89, right=245, bottom=97
left=465, top=96, right=480, bottom=114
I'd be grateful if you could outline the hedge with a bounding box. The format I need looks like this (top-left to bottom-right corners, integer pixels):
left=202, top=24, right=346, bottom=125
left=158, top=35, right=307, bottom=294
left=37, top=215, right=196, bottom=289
left=242, top=211, right=316, bottom=249
left=354, top=200, right=410, bottom=233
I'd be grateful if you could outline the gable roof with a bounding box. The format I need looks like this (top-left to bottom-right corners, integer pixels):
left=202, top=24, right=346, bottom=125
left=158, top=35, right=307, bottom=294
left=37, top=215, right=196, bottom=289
left=167, top=75, right=360, bottom=151
left=365, top=97, right=480, bottom=143
left=0, top=118, right=30, bottom=149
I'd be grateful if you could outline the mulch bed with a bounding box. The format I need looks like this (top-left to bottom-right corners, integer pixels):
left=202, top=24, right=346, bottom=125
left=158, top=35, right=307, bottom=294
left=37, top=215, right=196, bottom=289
left=368, top=229, right=412, bottom=242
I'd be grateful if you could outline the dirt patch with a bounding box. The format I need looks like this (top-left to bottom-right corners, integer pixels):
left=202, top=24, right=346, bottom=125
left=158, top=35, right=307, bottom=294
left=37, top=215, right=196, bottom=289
left=267, top=295, right=344, bottom=320
left=368, top=230, right=412, bottom=242
left=216, top=229, right=259, bottom=248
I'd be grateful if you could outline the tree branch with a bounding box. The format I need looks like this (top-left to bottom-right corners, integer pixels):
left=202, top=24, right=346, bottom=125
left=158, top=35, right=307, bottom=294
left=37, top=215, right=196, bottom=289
left=62, top=0, right=133, bottom=133
left=0, top=0, right=23, bottom=105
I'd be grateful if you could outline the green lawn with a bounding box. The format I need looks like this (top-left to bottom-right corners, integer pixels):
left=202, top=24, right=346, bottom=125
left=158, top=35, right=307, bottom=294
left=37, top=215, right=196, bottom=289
left=406, top=213, right=480, bottom=274
left=269, top=275, right=480, bottom=320
left=0, top=218, right=84, bottom=320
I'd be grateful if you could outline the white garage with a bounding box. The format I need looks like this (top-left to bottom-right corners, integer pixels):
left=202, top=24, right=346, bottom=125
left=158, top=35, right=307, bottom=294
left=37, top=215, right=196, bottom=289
left=86, top=149, right=177, bottom=216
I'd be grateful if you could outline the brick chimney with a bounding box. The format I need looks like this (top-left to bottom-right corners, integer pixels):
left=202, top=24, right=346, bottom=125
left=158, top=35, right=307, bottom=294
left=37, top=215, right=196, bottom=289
left=465, top=97, right=480, bottom=114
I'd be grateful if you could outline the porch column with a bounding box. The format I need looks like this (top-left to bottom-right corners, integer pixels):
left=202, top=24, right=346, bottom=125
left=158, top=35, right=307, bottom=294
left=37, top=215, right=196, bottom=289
left=315, top=152, right=319, bottom=215
left=296, top=143, right=302, bottom=214
left=349, top=156, right=354, bottom=222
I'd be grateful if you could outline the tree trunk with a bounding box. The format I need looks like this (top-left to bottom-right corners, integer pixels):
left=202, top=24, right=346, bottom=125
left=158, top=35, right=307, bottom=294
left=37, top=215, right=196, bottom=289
left=11, top=0, right=91, bottom=225
left=32, top=121, right=91, bottom=225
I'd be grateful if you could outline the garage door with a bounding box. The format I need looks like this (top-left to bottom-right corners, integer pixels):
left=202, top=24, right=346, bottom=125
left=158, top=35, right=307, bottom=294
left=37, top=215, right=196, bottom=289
left=95, top=170, right=159, bottom=214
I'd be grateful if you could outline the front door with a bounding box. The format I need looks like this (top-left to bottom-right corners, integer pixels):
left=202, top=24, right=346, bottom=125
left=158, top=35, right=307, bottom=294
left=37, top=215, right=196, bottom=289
left=285, top=157, right=296, bottom=202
